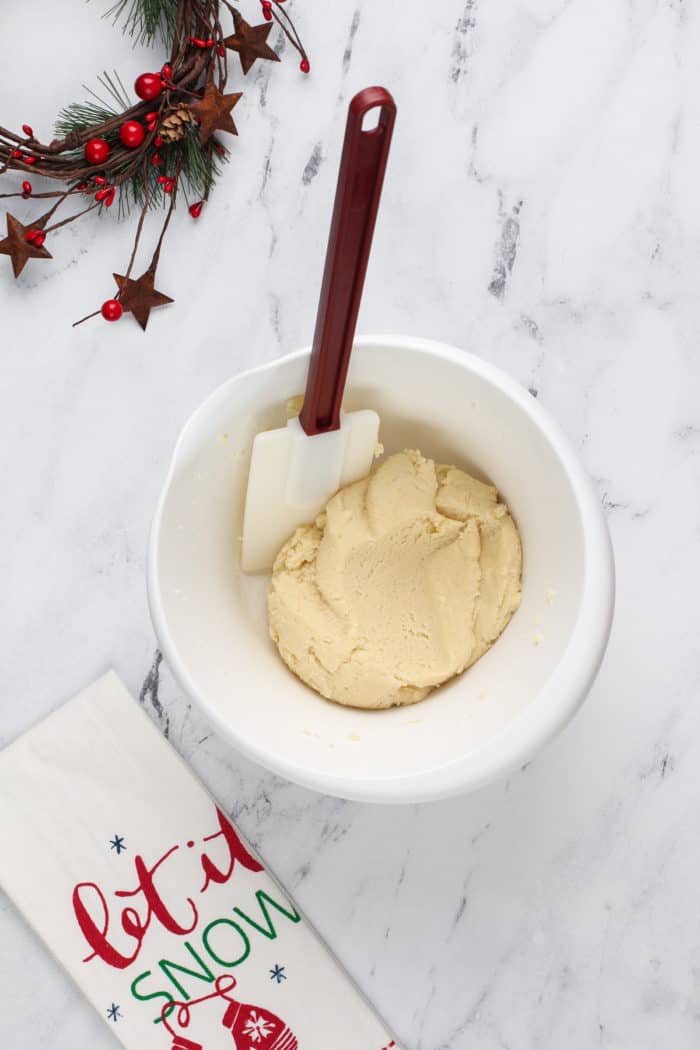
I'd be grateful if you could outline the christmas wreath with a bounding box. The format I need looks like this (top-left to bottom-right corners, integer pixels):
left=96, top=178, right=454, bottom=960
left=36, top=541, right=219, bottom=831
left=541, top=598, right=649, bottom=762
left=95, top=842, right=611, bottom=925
left=0, top=0, right=308, bottom=329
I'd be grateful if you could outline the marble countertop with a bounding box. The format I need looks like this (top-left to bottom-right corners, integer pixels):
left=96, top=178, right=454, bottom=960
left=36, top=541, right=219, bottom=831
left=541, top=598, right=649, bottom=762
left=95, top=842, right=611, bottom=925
left=2, top=0, right=698, bottom=1046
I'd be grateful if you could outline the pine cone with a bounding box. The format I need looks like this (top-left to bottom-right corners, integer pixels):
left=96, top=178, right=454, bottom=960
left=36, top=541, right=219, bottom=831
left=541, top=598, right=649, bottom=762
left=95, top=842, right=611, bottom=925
left=158, top=107, right=196, bottom=142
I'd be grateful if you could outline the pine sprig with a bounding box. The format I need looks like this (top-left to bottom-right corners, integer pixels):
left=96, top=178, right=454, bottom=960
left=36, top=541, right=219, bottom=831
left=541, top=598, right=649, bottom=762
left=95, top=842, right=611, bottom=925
left=55, top=105, right=226, bottom=214
left=118, top=132, right=227, bottom=211
left=106, top=0, right=178, bottom=46
left=55, top=72, right=132, bottom=137
left=179, top=132, right=227, bottom=201
left=55, top=101, right=118, bottom=138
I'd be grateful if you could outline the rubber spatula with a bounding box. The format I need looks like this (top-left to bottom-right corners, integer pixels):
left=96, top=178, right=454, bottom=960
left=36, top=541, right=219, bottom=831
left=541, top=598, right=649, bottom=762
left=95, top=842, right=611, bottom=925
left=241, top=86, right=397, bottom=572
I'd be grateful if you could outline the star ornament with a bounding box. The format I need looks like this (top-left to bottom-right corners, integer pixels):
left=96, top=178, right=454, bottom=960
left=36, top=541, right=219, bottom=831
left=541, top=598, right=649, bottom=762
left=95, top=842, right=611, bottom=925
left=190, top=82, right=243, bottom=144
left=0, top=213, right=52, bottom=278
left=113, top=270, right=173, bottom=330
left=224, top=10, right=280, bottom=75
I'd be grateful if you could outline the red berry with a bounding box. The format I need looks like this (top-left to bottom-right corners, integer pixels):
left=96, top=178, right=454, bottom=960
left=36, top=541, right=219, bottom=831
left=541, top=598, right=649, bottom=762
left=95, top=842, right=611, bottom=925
left=189, top=201, right=204, bottom=218
left=161, top=63, right=172, bottom=80
left=21, top=180, right=32, bottom=196
left=151, top=151, right=163, bottom=167
left=101, top=299, right=123, bottom=322
left=94, top=175, right=107, bottom=185
left=95, top=187, right=112, bottom=202
left=119, top=120, right=146, bottom=149
left=263, top=9, right=272, bottom=19
left=76, top=181, right=88, bottom=191
left=11, top=149, right=23, bottom=159
left=134, top=72, right=163, bottom=101
left=25, top=229, right=39, bottom=242
left=154, top=135, right=164, bottom=147
left=84, top=138, right=110, bottom=165
left=163, top=178, right=175, bottom=194
left=157, top=174, right=169, bottom=185
left=105, top=188, right=116, bottom=208
left=22, top=124, right=34, bottom=137
left=218, top=44, right=225, bottom=57
left=24, top=155, right=37, bottom=165
left=300, top=57, right=310, bottom=73
left=33, top=231, right=46, bottom=247
left=145, top=111, right=159, bottom=123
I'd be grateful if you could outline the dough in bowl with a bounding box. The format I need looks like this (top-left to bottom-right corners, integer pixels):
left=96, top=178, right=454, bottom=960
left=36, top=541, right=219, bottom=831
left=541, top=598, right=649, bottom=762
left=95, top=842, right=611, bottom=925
left=267, top=449, right=522, bottom=709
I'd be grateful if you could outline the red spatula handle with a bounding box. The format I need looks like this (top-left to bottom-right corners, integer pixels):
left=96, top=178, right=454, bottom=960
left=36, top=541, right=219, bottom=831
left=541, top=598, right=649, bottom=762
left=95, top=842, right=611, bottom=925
left=299, top=86, right=397, bottom=436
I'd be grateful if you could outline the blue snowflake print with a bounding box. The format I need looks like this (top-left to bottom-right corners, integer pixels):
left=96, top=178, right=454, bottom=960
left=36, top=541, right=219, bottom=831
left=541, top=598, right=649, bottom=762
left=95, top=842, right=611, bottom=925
left=269, top=964, right=287, bottom=983
left=109, top=834, right=126, bottom=855
left=107, top=1003, right=122, bottom=1022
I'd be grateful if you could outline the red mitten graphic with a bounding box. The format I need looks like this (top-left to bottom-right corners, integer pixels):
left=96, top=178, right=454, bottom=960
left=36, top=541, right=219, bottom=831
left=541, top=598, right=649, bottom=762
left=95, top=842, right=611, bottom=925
left=222, top=998, right=298, bottom=1050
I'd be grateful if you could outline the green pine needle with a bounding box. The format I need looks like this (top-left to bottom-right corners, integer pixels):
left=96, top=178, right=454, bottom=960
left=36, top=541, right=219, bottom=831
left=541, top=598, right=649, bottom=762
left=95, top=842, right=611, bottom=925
left=106, top=0, right=178, bottom=47
left=55, top=101, right=118, bottom=138
left=119, top=130, right=228, bottom=212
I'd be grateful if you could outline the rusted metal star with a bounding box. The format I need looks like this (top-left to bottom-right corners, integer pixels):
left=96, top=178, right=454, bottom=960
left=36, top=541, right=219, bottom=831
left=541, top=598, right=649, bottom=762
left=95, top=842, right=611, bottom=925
left=113, top=269, right=173, bottom=330
left=224, top=10, right=280, bottom=75
left=190, top=83, right=243, bottom=144
left=0, top=213, right=52, bottom=278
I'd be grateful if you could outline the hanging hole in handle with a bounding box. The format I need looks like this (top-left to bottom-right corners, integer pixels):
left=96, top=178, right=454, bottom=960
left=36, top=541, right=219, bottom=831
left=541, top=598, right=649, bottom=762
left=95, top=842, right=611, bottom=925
left=361, top=105, right=382, bottom=131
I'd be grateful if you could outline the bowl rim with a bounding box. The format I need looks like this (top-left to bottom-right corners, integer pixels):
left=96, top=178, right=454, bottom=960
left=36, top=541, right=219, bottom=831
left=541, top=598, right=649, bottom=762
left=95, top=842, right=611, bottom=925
left=147, top=334, right=615, bottom=803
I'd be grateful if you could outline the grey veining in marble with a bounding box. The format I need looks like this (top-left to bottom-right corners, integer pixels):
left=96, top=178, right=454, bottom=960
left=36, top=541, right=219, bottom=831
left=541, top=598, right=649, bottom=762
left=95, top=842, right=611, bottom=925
left=2, top=0, right=699, bottom=1047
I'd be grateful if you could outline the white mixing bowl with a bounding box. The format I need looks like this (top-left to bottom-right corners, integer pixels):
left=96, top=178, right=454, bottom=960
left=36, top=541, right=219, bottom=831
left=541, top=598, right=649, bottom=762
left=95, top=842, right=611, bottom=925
left=148, top=335, right=614, bottom=803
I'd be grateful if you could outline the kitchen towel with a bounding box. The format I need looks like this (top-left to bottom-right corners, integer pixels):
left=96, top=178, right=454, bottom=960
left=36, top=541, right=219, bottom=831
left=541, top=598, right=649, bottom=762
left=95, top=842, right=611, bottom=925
left=0, top=671, right=399, bottom=1050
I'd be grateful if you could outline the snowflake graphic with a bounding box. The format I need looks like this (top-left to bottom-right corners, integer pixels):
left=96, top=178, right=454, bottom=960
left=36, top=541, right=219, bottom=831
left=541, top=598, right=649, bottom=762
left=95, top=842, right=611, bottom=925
left=243, top=1010, right=275, bottom=1043
left=106, top=1003, right=121, bottom=1022
left=109, top=834, right=126, bottom=855
left=269, top=963, right=286, bottom=983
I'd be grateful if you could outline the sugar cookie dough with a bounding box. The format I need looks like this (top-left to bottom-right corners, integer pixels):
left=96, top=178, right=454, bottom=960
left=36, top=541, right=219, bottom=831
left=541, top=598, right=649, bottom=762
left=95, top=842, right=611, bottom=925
left=267, top=450, right=522, bottom=709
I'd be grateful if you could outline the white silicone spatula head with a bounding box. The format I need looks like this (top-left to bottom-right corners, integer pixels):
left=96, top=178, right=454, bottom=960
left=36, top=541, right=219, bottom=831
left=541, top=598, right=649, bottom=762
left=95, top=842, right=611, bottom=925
left=241, top=87, right=397, bottom=572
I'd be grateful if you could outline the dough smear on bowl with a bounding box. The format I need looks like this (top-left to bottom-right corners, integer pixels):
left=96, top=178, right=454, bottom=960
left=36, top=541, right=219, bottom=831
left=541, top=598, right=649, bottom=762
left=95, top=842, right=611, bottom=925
left=267, top=449, right=522, bottom=709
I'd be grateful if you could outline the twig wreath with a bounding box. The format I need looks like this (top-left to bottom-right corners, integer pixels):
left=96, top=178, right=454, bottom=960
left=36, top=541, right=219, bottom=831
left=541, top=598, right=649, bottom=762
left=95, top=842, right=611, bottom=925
left=0, top=0, right=308, bottom=329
